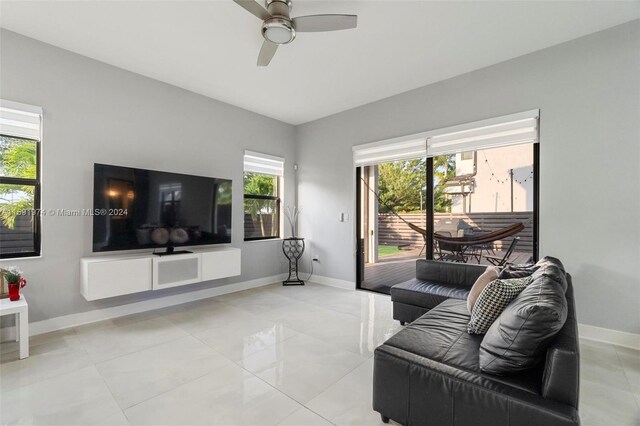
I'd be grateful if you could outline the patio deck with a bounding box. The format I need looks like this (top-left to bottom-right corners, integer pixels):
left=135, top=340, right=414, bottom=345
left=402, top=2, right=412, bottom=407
left=360, top=246, right=532, bottom=294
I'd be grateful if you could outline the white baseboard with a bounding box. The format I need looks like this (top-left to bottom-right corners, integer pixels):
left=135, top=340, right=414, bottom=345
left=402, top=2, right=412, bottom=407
left=310, top=275, right=355, bottom=291
left=0, top=274, right=285, bottom=340
left=4, top=275, right=638, bottom=352
left=579, top=323, right=640, bottom=350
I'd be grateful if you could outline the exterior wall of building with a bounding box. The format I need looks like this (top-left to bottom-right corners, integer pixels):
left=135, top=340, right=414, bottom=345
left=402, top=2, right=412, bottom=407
left=451, top=144, right=533, bottom=213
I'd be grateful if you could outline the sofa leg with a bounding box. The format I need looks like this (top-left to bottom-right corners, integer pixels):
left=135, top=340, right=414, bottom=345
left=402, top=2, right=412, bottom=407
left=380, top=414, right=390, bottom=423
left=400, top=321, right=405, bottom=326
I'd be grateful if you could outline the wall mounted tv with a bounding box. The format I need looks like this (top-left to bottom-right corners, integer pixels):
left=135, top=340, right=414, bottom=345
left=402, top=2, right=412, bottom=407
left=93, top=164, right=232, bottom=254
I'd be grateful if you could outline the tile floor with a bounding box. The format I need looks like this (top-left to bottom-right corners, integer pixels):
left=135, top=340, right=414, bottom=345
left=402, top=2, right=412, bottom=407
left=1, top=282, right=638, bottom=425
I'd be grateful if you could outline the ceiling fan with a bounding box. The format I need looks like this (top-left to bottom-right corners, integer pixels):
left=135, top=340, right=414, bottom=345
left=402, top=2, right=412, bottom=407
left=233, top=0, right=357, bottom=66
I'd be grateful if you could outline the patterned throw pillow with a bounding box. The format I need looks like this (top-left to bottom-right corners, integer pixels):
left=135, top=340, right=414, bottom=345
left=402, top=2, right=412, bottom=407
left=468, top=276, right=532, bottom=334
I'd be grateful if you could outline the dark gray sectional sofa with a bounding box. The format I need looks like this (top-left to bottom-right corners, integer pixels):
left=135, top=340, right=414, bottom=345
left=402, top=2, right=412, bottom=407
left=373, top=258, right=580, bottom=426
left=390, top=261, right=485, bottom=325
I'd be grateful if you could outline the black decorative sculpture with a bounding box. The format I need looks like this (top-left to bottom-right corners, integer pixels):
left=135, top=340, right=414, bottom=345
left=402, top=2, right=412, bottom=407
left=282, top=237, right=305, bottom=286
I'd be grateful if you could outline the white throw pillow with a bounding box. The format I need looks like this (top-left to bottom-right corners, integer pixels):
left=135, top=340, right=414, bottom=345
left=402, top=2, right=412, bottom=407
left=467, top=266, right=500, bottom=313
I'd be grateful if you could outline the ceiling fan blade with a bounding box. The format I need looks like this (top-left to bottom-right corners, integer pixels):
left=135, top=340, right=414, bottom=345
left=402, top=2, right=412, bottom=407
left=233, top=0, right=271, bottom=21
left=257, top=40, right=278, bottom=66
left=292, top=14, right=357, bottom=32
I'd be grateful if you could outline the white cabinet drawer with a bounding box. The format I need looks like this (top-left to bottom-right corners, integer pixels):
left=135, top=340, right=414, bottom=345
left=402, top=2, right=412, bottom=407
left=201, top=249, right=241, bottom=281
left=82, top=257, right=152, bottom=301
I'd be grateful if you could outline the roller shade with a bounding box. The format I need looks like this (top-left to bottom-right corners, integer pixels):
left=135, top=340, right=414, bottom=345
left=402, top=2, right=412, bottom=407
left=427, top=110, right=539, bottom=157
left=0, top=100, right=42, bottom=141
left=353, top=139, right=426, bottom=167
left=244, top=150, right=284, bottom=177
left=353, top=110, right=538, bottom=166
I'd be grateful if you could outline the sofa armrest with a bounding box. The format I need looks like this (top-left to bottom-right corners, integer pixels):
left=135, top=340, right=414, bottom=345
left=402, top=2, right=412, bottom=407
left=416, top=259, right=486, bottom=287
left=542, top=346, right=580, bottom=408
left=542, top=276, right=580, bottom=409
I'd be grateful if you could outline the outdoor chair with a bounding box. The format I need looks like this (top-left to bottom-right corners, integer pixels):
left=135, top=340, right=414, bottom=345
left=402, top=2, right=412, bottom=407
left=484, top=237, right=520, bottom=266
left=467, top=229, right=496, bottom=263
left=434, top=231, right=467, bottom=262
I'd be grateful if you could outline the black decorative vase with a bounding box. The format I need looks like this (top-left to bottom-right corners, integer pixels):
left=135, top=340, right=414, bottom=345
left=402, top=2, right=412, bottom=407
left=282, top=237, right=305, bottom=286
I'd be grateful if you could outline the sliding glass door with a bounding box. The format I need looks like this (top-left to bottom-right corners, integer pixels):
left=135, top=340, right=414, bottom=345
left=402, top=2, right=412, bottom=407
left=355, top=111, right=540, bottom=294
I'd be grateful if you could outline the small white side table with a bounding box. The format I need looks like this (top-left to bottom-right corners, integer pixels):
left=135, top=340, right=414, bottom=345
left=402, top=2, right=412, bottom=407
left=0, top=295, right=29, bottom=359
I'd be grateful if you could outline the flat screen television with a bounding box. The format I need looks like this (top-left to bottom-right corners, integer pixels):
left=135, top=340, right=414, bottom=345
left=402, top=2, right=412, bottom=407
left=93, top=163, right=232, bottom=253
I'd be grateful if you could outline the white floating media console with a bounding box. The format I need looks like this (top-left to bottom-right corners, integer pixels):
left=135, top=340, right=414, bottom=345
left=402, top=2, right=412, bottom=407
left=81, top=247, right=241, bottom=301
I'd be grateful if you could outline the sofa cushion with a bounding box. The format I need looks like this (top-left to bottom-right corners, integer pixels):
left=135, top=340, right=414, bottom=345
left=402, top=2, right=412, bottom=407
left=467, top=266, right=500, bottom=313
left=383, top=299, right=544, bottom=395
left=391, top=278, right=470, bottom=311
left=532, top=256, right=568, bottom=292
left=416, top=259, right=485, bottom=287
left=385, top=299, right=482, bottom=371
left=499, top=263, right=539, bottom=279
left=467, top=276, right=531, bottom=334
left=498, top=257, right=565, bottom=281
left=480, top=258, right=568, bottom=374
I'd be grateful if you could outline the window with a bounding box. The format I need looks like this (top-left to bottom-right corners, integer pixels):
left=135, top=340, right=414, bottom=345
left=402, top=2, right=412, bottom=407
left=243, top=151, right=284, bottom=241
left=0, top=100, right=42, bottom=258
left=461, top=151, right=474, bottom=161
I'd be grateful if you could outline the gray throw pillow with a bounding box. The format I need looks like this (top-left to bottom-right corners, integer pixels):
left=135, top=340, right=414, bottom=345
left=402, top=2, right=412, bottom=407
left=467, top=266, right=500, bottom=313
left=499, top=256, right=566, bottom=280
left=468, top=276, right=531, bottom=334
left=499, top=263, right=538, bottom=279
left=480, top=260, right=568, bottom=374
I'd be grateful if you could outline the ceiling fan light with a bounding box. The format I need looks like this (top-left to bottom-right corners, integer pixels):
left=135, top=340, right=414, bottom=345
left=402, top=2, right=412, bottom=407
left=265, top=26, right=293, bottom=44
left=262, top=18, right=295, bottom=44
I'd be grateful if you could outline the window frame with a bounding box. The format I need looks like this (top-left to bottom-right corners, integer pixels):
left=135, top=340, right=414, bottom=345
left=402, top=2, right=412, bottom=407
left=0, top=134, right=42, bottom=259
left=243, top=173, right=282, bottom=241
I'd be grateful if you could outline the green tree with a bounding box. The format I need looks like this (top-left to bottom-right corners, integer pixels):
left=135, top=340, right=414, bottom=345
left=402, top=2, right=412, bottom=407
left=243, top=173, right=275, bottom=195
left=377, top=155, right=454, bottom=214
left=244, top=173, right=277, bottom=237
left=378, top=159, right=425, bottom=213
left=0, top=136, right=36, bottom=228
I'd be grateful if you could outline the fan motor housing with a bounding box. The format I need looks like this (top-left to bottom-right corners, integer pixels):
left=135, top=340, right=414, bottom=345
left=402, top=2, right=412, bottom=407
left=266, top=0, right=292, bottom=13
left=266, top=0, right=292, bottom=18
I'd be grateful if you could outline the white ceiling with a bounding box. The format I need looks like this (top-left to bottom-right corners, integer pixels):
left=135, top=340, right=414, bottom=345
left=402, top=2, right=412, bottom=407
left=1, top=1, right=638, bottom=125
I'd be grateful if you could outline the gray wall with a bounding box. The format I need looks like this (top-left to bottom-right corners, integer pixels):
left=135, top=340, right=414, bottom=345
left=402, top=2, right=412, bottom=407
left=296, top=21, right=640, bottom=334
left=2, top=21, right=639, bottom=335
left=0, top=30, right=296, bottom=323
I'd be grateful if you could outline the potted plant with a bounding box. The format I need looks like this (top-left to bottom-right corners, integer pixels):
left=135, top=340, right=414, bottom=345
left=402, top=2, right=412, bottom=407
left=284, top=205, right=301, bottom=238
left=1, top=267, right=27, bottom=301
left=282, top=206, right=305, bottom=285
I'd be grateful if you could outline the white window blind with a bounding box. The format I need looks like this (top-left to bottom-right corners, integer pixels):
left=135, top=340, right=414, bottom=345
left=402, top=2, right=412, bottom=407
left=244, top=150, right=284, bottom=177
left=0, top=100, right=43, bottom=141
left=352, top=110, right=538, bottom=166
left=426, top=110, right=539, bottom=157
left=353, top=139, right=426, bottom=167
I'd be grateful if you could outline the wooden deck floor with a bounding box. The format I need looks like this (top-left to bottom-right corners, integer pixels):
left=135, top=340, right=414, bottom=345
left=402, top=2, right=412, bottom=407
left=360, top=247, right=532, bottom=294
